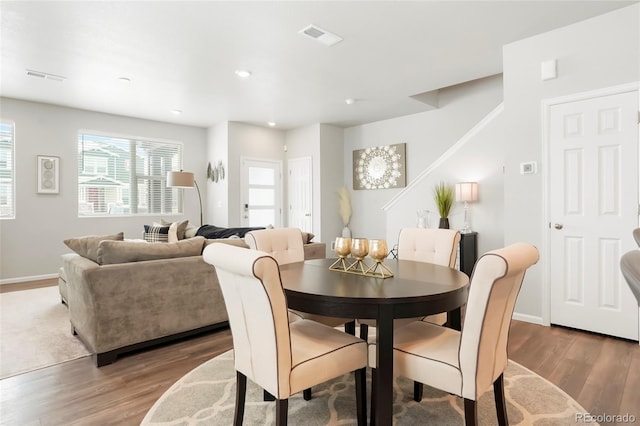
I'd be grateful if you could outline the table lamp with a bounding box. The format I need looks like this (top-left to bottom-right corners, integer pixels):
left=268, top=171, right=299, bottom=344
left=455, top=182, right=478, bottom=233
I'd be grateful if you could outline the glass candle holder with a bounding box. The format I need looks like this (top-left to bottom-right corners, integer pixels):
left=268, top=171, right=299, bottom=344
left=348, top=238, right=370, bottom=273
left=330, top=237, right=352, bottom=270
left=366, top=239, right=393, bottom=277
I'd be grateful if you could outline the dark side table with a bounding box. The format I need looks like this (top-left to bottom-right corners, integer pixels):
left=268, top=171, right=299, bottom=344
left=459, top=232, right=478, bottom=277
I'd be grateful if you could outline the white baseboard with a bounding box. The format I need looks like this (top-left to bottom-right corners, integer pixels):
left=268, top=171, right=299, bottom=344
left=512, top=312, right=545, bottom=325
left=0, top=273, right=58, bottom=285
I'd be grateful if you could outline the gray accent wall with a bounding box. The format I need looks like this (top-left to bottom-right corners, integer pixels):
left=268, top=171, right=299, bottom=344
left=0, top=98, right=207, bottom=282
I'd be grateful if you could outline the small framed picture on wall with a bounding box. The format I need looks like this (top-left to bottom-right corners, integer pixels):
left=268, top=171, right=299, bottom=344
left=37, top=155, right=60, bottom=194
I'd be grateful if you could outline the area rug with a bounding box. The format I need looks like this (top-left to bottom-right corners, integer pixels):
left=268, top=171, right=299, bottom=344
left=142, top=350, right=594, bottom=425
left=0, top=286, right=91, bottom=379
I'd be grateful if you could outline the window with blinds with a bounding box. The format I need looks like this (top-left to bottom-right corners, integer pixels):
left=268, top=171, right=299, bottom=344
left=0, top=122, right=15, bottom=219
left=77, top=133, right=184, bottom=217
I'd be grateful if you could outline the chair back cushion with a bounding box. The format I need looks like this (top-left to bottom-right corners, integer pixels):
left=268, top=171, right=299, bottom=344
left=203, top=243, right=292, bottom=397
left=459, top=242, right=539, bottom=400
left=633, top=228, right=640, bottom=247
left=397, top=228, right=461, bottom=268
left=621, top=250, right=640, bottom=304
left=245, top=228, right=305, bottom=265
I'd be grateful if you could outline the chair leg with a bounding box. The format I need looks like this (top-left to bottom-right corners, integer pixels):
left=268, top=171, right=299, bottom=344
left=359, top=323, right=369, bottom=341
left=275, top=398, right=288, bottom=426
left=413, top=381, right=424, bottom=402
left=355, top=367, right=367, bottom=426
left=345, top=320, right=356, bottom=335
left=370, top=368, right=377, bottom=426
left=234, top=371, right=247, bottom=426
left=264, top=389, right=275, bottom=401
left=493, top=373, right=508, bottom=426
left=464, top=398, right=478, bottom=426
left=303, top=388, right=312, bottom=400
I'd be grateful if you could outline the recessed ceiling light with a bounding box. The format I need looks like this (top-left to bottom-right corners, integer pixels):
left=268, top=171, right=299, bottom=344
left=345, top=98, right=355, bottom=105
left=171, top=109, right=182, bottom=115
left=235, top=69, right=252, bottom=79
left=118, top=77, right=132, bottom=83
left=268, top=122, right=276, bottom=127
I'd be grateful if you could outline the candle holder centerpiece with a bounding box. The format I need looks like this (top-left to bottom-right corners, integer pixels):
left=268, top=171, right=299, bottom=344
left=347, top=238, right=371, bottom=274
left=365, top=239, right=394, bottom=278
left=330, top=237, right=352, bottom=271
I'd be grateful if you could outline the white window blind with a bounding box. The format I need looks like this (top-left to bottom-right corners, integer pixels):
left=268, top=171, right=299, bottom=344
left=0, top=122, right=15, bottom=219
left=77, top=133, right=183, bottom=217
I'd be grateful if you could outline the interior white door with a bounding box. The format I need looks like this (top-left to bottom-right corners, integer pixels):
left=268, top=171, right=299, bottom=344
left=288, top=157, right=312, bottom=232
left=549, top=89, right=638, bottom=341
left=240, top=158, right=282, bottom=227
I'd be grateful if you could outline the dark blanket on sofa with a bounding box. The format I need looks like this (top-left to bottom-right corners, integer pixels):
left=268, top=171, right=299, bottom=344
left=196, top=225, right=265, bottom=239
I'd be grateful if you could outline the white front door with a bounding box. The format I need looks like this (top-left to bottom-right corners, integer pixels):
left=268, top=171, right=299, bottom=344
left=549, top=88, right=638, bottom=341
left=288, top=157, right=313, bottom=232
left=240, top=158, right=282, bottom=227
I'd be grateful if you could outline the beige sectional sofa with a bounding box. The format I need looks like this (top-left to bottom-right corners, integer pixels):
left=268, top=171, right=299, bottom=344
left=61, top=233, right=326, bottom=366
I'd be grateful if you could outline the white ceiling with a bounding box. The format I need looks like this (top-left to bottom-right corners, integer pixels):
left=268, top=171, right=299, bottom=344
left=1, top=1, right=635, bottom=130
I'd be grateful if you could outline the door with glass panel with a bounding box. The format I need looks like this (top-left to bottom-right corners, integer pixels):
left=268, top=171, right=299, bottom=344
left=240, top=158, right=282, bottom=227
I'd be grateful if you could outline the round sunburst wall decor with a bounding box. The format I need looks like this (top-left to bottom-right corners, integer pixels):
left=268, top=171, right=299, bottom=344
left=353, top=143, right=406, bottom=190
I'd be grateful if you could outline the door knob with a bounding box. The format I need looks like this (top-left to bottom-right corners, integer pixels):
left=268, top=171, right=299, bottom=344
left=554, top=223, right=563, bottom=230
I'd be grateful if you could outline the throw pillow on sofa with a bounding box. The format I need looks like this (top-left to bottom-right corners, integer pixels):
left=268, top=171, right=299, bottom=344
left=143, top=224, right=170, bottom=242
left=64, top=232, right=124, bottom=262
left=159, top=218, right=189, bottom=240
left=97, top=236, right=206, bottom=265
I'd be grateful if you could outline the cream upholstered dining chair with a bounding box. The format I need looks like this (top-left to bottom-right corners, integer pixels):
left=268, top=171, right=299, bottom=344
left=358, top=228, right=462, bottom=342
left=620, top=250, right=640, bottom=305
left=245, top=228, right=354, bottom=330
left=203, top=243, right=368, bottom=426
left=633, top=228, right=640, bottom=247
left=368, top=242, right=539, bottom=425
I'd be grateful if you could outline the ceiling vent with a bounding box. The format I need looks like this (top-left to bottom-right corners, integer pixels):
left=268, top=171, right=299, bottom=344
left=298, top=25, right=343, bottom=47
left=26, top=69, right=66, bottom=82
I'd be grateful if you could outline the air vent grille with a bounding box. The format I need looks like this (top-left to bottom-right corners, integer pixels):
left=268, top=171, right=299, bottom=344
left=298, top=25, right=342, bottom=47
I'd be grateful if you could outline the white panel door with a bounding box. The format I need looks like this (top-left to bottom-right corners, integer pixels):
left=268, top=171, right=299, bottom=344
left=240, top=158, right=282, bottom=227
left=288, top=157, right=313, bottom=232
left=549, top=90, right=638, bottom=340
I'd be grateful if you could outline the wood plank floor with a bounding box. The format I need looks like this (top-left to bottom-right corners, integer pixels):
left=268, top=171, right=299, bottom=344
left=1, top=287, right=638, bottom=425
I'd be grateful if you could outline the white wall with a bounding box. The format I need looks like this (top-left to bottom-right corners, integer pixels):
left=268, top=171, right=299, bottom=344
left=502, top=4, right=639, bottom=321
left=344, top=74, right=504, bottom=241
left=207, top=122, right=229, bottom=226
left=0, top=98, right=207, bottom=282
left=318, top=124, right=345, bottom=246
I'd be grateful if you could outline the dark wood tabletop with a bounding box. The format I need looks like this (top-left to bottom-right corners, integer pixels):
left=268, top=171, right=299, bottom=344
left=279, top=258, right=469, bottom=425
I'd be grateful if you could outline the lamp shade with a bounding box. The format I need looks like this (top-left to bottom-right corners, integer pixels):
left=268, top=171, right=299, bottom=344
left=455, top=182, right=478, bottom=202
left=167, top=171, right=195, bottom=188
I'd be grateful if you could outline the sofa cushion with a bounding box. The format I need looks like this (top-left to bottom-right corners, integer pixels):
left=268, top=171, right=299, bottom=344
left=97, top=236, right=206, bottom=265
left=64, top=232, right=124, bottom=262
left=159, top=218, right=189, bottom=240
left=143, top=224, right=169, bottom=242
left=301, top=231, right=315, bottom=244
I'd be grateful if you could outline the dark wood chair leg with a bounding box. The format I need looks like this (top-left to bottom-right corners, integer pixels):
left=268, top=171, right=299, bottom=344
left=370, top=368, right=377, bottom=426
left=359, top=323, right=369, bottom=341
left=355, top=367, right=367, bottom=426
left=303, top=388, right=312, bottom=400
left=264, top=390, right=275, bottom=401
left=345, top=320, right=356, bottom=335
left=413, top=381, right=424, bottom=402
left=464, top=398, right=478, bottom=426
left=276, top=398, right=288, bottom=426
left=493, top=373, right=508, bottom=426
left=234, top=371, right=247, bottom=426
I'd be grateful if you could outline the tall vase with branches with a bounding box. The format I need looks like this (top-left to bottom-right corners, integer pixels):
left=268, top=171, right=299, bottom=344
left=338, top=187, right=352, bottom=237
left=433, top=181, right=454, bottom=229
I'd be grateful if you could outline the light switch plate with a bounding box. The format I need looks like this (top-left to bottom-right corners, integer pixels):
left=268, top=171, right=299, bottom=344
left=520, top=161, right=538, bottom=175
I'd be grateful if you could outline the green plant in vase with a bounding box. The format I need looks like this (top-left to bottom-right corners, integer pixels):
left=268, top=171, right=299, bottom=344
left=433, top=181, right=454, bottom=229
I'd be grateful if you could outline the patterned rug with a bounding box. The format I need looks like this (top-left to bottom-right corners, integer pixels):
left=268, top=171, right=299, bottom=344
left=142, top=350, right=594, bottom=425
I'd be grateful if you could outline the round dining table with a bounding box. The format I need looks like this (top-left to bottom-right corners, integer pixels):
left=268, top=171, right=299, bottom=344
left=278, top=258, right=470, bottom=425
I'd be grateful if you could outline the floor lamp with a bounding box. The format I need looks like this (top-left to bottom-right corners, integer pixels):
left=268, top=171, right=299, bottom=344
left=455, top=182, right=478, bottom=233
left=167, top=170, right=203, bottom=226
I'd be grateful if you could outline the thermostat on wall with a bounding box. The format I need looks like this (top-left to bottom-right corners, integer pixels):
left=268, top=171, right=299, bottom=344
left=520, top=161, right=538, bottom=175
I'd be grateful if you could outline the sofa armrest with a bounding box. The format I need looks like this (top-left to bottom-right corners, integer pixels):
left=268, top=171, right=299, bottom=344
left=304, top=242, right=326, bottom=260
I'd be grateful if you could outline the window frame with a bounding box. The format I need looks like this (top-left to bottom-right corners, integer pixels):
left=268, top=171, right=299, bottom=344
left=77, top=130, right=185, bottom=218
left=0, top=121, right=15, bottom=220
